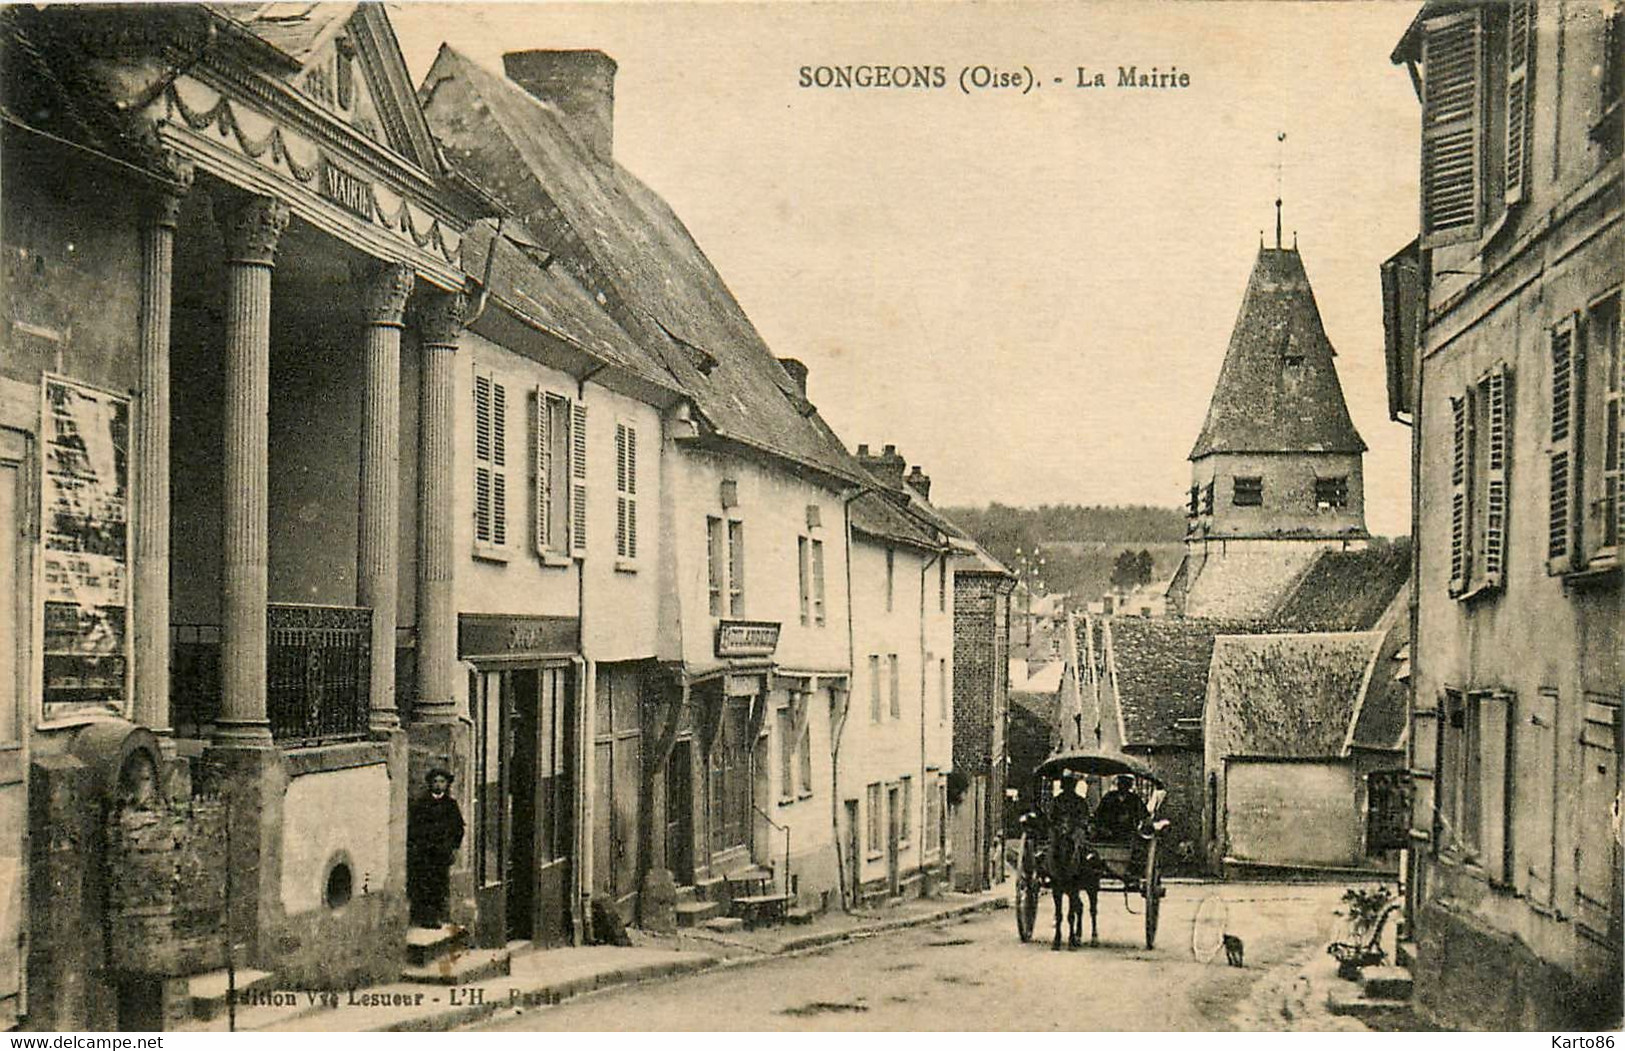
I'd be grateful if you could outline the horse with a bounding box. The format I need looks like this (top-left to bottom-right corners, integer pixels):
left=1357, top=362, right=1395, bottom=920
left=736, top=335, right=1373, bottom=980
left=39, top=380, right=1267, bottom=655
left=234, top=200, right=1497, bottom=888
left=1046, top=818, right=1102, bottom=950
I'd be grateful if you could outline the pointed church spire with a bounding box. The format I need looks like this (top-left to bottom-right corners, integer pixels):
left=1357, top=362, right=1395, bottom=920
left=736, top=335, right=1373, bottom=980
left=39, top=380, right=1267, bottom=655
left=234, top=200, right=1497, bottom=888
left=1189, top=239, right=1366, bottom=460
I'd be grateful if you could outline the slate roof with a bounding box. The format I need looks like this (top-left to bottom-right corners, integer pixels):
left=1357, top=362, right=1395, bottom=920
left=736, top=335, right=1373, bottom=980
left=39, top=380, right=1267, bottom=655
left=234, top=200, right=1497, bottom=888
left=1190, top=246, right=1366, bottom=459
left=1205, top=632, right=1381, bottom=758
left=1350, top=590, right=1411, bottom=752
left=421, top=46, right=868, bottom=486
left=460, top=218, right=677, bottom=395
left=0, top=7, right=170, bottom=177
left=1105, top=617, right=1266, bottom=748
left=850, top=490, right=939, bottom=549
left=1269, top=545, right=1410, bottom=631
left=204, top=2, right=356, bottom=62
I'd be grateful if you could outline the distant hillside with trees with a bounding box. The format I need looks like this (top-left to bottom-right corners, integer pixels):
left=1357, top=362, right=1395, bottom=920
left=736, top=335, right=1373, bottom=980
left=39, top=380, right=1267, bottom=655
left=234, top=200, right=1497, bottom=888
left=940, top=504, right=1188, bottom=604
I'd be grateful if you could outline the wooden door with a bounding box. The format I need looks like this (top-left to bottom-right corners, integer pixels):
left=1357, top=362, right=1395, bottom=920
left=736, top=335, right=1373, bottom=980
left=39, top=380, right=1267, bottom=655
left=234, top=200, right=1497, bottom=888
left=593, top=666, right=642, bottom=912
left=844, top=799, right=860, bottom=905
left=470, top=670, right=508, bottom=947
left=0, top=434, right=27, bottom=1025
left=531, top=667, right=573, bottom=947
left=665, top=741, right=693, bottom=884
left=886, top=785, right=901, bottom=896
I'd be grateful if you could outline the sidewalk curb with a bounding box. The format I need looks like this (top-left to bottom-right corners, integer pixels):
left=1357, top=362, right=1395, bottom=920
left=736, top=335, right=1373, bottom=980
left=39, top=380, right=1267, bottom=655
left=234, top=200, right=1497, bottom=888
left=383, top=955, right=723, bottom=1033
left=773, top=894, right=1009, bottom=955
left=432, top=892, right=1010, bottom=1031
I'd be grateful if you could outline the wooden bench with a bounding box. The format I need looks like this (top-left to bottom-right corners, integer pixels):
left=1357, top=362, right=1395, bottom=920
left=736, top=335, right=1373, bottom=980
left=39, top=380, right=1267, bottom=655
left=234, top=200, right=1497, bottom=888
left=732, top=893, right=792, bottom=929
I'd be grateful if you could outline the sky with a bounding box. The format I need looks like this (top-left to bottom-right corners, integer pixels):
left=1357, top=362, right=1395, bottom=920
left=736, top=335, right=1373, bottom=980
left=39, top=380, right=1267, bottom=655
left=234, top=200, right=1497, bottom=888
left=389, top=1, right=1422, bottom=536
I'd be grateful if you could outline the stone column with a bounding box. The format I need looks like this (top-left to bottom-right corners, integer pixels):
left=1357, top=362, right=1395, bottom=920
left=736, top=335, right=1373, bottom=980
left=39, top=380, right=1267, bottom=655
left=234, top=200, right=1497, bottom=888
left=356, top=261, right=415, bottom=733
left=213, top=194, right=288, bottom=748
left=132, top=161, right=192, bottom=736
left=413, top=290, right=465, bottom=722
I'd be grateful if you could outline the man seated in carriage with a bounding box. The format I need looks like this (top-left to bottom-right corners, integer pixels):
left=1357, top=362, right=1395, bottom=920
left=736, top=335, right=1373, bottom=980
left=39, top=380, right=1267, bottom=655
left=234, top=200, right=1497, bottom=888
left=1094, top=774, right=1147, bottom=841
left=1049, top=769, right=1092, bottom=834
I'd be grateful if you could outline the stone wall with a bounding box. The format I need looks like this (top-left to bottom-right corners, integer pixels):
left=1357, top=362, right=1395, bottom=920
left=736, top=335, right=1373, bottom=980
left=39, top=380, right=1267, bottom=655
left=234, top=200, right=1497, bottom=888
left=1415, top=902, right=1621, bottom=1030
left=104, top=799, right=228, bottom=977
left=1179, top=539, right=1327, bottom=620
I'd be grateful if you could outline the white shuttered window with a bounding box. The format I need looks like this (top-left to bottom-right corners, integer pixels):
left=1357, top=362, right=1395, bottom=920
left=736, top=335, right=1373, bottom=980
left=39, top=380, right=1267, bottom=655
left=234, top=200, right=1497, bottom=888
left=615, top=422, right=638, bottom=561
left=474, top=367, right=508, bottom=551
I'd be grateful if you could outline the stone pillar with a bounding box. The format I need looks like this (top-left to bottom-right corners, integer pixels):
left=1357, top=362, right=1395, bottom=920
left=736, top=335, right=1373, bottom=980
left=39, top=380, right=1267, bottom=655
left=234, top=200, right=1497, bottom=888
left=356, top=261, right=415, bottom=732
left=213, top=194, right=288, bottom=748
left=132, top=162, right=191, bottom=736
left=412, top=290, right=465, bottom=722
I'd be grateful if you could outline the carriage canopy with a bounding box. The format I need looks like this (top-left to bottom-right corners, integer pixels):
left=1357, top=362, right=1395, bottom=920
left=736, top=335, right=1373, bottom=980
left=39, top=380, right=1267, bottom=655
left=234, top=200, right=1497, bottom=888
left=1034, top=749, right=1163, bottom=787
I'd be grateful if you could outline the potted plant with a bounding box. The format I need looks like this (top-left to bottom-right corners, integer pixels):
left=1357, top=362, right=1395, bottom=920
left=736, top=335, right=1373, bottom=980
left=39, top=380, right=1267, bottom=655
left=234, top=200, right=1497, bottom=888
left=1327, top=885, right=1400, bottom=980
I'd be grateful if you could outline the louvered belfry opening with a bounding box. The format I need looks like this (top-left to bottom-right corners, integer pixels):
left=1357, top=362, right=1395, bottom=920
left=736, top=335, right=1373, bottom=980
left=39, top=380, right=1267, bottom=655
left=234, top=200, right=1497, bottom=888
left=165, top=183, right=409, bottom=745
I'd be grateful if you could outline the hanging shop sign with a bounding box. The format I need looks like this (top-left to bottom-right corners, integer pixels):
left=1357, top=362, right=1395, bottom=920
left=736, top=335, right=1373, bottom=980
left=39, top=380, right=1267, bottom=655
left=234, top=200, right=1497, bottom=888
left=41, top=377, right=129, bottom=720
left=714, top=620, right=780, bottom=659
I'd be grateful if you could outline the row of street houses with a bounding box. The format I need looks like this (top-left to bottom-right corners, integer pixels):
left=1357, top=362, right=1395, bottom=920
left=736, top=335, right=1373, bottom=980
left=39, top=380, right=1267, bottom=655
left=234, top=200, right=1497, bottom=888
left=0, top=4, right=1013, bottom=1030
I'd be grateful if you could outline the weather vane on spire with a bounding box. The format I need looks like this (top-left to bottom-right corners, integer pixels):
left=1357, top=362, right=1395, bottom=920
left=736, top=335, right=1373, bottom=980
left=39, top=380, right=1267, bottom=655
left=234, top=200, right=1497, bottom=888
left=1275, top=131, right=1287, bottom=249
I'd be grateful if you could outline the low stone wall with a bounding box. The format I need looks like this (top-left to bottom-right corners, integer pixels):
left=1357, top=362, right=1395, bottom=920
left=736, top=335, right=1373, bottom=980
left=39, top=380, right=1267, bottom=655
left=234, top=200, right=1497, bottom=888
left=104, top=799, right=229, bottom=977
left=1414, top=902, right=1622, bottom=1030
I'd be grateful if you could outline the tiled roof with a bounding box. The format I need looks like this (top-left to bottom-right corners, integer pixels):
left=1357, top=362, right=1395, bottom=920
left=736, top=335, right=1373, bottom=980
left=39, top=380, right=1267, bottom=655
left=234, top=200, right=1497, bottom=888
left=1190, top=246, right=1366, bottom=459
left=1206, top=632, right=1381, bottom=758
left=1350, top=590, right=1410, bottom=752
left=1269, top=545, right=1410, bottom=631
left=421, top=47, right=868, bottom=486
left=1106, top=617, right=1266, bottom=748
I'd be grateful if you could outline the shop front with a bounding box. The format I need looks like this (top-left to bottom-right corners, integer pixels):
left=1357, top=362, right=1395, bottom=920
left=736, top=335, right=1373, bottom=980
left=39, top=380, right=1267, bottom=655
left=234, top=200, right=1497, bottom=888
left=458, top=614, right=580, bottom=948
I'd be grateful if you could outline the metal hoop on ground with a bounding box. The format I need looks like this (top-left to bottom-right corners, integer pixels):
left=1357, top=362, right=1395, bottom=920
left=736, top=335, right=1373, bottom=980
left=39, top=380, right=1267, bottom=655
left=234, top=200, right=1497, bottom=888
left=1191, top=894, right=1230, bottom=963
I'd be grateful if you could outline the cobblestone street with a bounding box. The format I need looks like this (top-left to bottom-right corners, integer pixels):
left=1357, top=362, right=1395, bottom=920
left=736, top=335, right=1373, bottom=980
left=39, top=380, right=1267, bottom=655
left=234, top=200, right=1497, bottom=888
left=477, top=883, right=1372, bottom=1031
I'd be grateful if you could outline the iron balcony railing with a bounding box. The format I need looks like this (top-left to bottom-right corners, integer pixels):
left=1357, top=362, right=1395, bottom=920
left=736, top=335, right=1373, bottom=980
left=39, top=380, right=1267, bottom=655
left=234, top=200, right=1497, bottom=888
left=171, top=603, right=372, bottom=746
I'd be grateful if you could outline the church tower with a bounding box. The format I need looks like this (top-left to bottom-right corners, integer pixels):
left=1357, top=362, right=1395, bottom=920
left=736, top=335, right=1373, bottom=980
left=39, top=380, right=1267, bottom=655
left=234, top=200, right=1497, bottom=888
left=1173, top=226, right=1368, bottom=618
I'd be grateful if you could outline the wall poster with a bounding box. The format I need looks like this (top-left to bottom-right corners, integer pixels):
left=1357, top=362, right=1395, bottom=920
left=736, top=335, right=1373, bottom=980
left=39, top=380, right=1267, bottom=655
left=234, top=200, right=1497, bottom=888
left=40, top=376, right=129, bottom=721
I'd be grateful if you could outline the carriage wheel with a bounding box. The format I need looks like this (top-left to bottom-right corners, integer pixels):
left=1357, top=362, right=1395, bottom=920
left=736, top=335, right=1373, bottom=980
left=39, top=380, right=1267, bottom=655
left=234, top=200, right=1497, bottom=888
left=1143, top=838, right=1162, bottom=950
left=1015, top=834, right=1039, bottom=942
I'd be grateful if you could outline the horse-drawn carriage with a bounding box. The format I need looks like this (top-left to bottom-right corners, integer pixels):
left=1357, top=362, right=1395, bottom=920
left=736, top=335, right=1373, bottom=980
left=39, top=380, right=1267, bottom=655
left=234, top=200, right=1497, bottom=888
left=1013, top=750, right=1170, bottom=949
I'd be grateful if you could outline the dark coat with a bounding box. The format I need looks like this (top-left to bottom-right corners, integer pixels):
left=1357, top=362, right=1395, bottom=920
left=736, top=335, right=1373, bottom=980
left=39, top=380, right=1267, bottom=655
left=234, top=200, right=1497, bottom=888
left=409, top=792, right=465, bottom=868
left=1095, top=788, right=1146, bottom=837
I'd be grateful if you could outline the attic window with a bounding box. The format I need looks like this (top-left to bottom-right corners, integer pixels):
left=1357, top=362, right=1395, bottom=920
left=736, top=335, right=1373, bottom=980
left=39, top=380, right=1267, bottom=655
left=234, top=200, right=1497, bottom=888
left=1233, top=477, right=1263, bottom=507
left=1283, top=352, right=1305, bottom=367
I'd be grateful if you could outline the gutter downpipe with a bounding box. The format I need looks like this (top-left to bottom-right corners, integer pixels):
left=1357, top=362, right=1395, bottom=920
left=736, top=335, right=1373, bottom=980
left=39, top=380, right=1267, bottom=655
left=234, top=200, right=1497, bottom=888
left=832, top=484, right=866, bottom=912
left=575, top=361, right=607, bottom=941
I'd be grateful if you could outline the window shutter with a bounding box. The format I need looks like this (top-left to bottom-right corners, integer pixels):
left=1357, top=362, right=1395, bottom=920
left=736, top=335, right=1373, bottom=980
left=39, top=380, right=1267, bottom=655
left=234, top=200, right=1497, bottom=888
left=474, top=369, right=494, bottom=545
left=491, top=381, right=507, bottom=547
left=571, top=401, right=588, bottom=555
left=798, top=537, right=810, bottom=625
left=1478, top=692, right=1512, bottom=883
left=1548, top=318, right=1579, bottom=573
left=625, top=426, right=637, bottom=559
left=812, top=540, right=826, bottom=625
left=1450, top=394, right=1469, bottom=594
left=534, top=389, right=550, bottom=554
left=1421, top=12, right=1484, bottom=243
left=613, top=423, right=638, bottom=560
left=1504, top=1, right=1533, bottom=205
left=1483, top=365, right=1510, bottom=588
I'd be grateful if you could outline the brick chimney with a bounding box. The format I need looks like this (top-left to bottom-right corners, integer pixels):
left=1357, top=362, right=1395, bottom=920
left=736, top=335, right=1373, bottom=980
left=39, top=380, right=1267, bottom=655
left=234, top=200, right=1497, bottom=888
left=778, top=357, right=808, bottom=397
left=502, top=49, right=617, bottom=167
left=906, top=465, right=931, bottom=501
left=858, top=443, right=908, bottom=487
